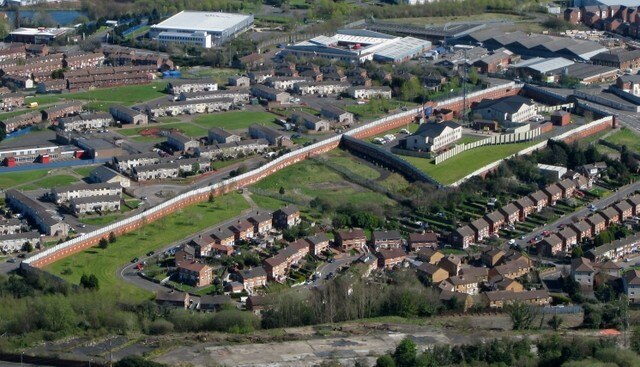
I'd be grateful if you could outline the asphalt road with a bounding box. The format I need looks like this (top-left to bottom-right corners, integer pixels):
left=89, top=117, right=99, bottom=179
left=117, top=207, right=256, bottom=294
left=516, top=180, right=640, bottom=249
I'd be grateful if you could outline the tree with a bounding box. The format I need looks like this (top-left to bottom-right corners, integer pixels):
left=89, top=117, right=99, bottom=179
left=99, top=238, right=109, bottom=249
left=80, top=274, right=99, bottom=290
left=393, top=338, right=417, bottom=367
left=504, top=301, right=537, bottom=330
left=208, top=192, right=215, bottom=203
left=571, top=247, right=584, bottom=259
left=632, top=327, right=640, bottom=354
left=109, top=231, right=117, bottom=243
left=23, top=242, right=34, bottom=253
left=375, top=355, right=396, bottom=367
left=115, top=356, right=166, bottom=367
left=279, top=186, right=286, bottom=195
left=548, top=315, right=563, bottom=330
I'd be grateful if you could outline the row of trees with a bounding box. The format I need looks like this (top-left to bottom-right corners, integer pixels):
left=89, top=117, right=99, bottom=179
left=261, top=270, right=442, bottom=328
left=370, top=334, right=640, bottom=367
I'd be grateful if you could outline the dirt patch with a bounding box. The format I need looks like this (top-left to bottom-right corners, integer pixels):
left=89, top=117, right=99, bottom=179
left=139, top=127, right=180, bottom=138
left=308, top=180, right=363, bottom=192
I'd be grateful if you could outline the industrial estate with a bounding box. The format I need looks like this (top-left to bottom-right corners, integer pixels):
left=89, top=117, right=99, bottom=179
left=3, top=0, right=640, bottom=366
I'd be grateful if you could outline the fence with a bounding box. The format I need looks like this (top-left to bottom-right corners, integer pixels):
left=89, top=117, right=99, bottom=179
left=447, top=115, right=614, bottom=187
left=540, top=305, right=583, bottom=314
left=22, top=82, right=520, bottom=268
left=537, top=103, right=574, bottom=113
left=434, top=127, right=542, bottom=165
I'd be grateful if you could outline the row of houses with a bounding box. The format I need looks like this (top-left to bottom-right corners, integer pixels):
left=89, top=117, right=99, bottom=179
left=5, top=190, right=70, bottom=237
left=0, top=101, right=84, bottom=133
left=452, top=175, right=591, bottom=249
left=570, top=256, right=640, bottom=304
left=538, top=193, right=640, bottom=257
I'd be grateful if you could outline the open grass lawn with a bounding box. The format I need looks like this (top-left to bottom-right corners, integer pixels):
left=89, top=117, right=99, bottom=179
left=45, top=193, right=250, bottom=301
left=253, top=159, right=394, bottom=207
left=249, top=193, right=291, bottom=210
left=403, top=141, right=538, bottom=185
left=182, top=67, right=238, bottom=85
left=0, top=169, right=49, bottom=189
left=72, top=165, right=99, bottom=178
left=31, top=175, right=79, bottom=189
left=160, top=122, right=209, bottom=138
left=325, top=150, right=381, bottom=180
left=344, top=100, right=415, bottom=120
left=29, top=81, right=168, bottom=108
left=193, top=111, right=279, bottom=130
left=604, top=128, right=640, bottom=153
left=459, top=135, right=485, bottom=144
left=79, top=213, right=125, bottom=226
left=379, top=173, right=411, bottom=192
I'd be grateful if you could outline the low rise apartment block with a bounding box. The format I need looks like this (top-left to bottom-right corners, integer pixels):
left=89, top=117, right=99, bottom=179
left=51, top=182, right=122, bottom=204
left=57, top=113, right=112, bottom=132
left=70, top=195, right=121, bottom=215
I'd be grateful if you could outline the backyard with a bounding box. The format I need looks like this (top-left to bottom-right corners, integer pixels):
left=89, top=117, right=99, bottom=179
left=402, top=141, right=540, bottom=185
left=45, top=193, right=250, bottom=301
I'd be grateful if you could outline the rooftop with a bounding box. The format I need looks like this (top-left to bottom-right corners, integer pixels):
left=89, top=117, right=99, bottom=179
left=152, top=11, right=253, bottom=33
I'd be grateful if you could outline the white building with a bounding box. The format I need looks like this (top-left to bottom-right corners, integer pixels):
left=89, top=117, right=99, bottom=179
left=571, top=257, right=595, bottom=287
left=70, top=195, right=121, bottom=215
left=0, top=231, right=40, bottom=253
left=347, top=86, right=392, bottom=99
left=51, top=182, right=123, bottom=204
left=150, top=11, right=254, bottom=48
left=475, top=95, right=537, bottom=124
left=58, top=113, right=113, bottom=132
left=405, top=121, right=462, bottom=152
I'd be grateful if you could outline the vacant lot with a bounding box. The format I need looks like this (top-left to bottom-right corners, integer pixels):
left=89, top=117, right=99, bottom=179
left=45, top=193, right=250, bottom=301
left=325, top=150, right=381, bottom=180
left=603, top=128, right=640, bottom=153
left=32, top=175, right=79, bottom=189
left=193, top=111, right=279, bottom=130
left=403, top=141, right=538, bottom=185
left=253, top=159, right=395, bottom=208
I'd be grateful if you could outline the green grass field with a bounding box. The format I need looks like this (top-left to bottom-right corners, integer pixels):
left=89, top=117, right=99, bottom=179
left=345, top=100, right=414, bottom=120
left=604, top=128, right=640, bottom=153
left=27, top=81, right=168, bottom=109
left=72, top=165, right=99, bottom=178
left=325, top=150, right=381, bottom=180
left=403, top=141, right=539, bottom=185
left=0, top=169, right=49, bottom=189
left=193, top=111, right=279, bottom=130
left=249, top=194, right=291, bottom=210
left=160, top=122, right=209, bottom=138
left=30, top=175, right=79, bottom=189
left=45, top=193, right=250, bottom=301
left=253, top=159, right=394, bottom=207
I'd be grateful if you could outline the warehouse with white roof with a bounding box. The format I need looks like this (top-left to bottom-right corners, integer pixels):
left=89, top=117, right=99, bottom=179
left=150, top=11, right=254, bottom=48
left=284, top=29, right=431, bottom=64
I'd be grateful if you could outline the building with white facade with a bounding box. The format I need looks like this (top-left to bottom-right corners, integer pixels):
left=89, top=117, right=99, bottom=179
left=70, top=195, right=121, bottom=215
left=474, top=95, right=537, bottom=124
left=347, top=86, right=392, bottom=99
left=405, top=121, right=462, bottom=152
left=57, top=113, right=113, bottom=132
left=51, top=182, right=123, bottom=204
left=150, top=11, right=254, bottom=48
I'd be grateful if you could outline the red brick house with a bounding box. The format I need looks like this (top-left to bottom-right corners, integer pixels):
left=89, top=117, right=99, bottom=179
left=514, top=196, right=535, bottom=221
left=335, top=228, right=366, bottom=251
left=499, top=203, right=520, bottom=224
left=600, top=207, right=621, bottom=226
left=376, top=248, right=406, bottom=269
left=614, top=201, right=633, bottom=221
left=229, top=219, right=255, bottom=242
left=470, top=218, right=490, bottom=242
left=586, top=213, right=607, bottom=235
left=484, top=211, right=505, bottom=235
left=564, top=8, right=582, bottom=24
left=627, top=194, right=640, bottom=216
left=451, top=225, right=475, bottom=249
left=558, top=227, right=579, bottom=249
left=570, top=221, right=593, bottom=242
left=273, top=205, right=301, bottom=229
left=556, top=179, right=577, bottom=199
left=247, top=210, right=273, bottom=235
left=177, top=262, right=213, bottom=287
left=537, top=234, right=564, bottom=257
left=370, top=230, right=403, bottom=251
left=211, top=227, right=235, bottom=247
left=238, top=267, right=268, bottom=290
left=305, top=232, right=330, bottom=255
left=408, top=232, right=438, bottom=251
left=543, top=185, right=563, bottom=206
left=529, top=190, right=549, bottom=212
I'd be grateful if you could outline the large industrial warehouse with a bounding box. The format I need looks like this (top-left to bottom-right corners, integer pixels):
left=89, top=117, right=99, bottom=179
left=284, top=29, right=432, bottom=64
left=458, top=29, right=607, bottom=60
left=150, top=11, right=254, bottom=48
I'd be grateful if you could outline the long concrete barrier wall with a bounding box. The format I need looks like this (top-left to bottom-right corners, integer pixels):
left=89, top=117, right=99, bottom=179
left=21, top=82, right=521, bottom=269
